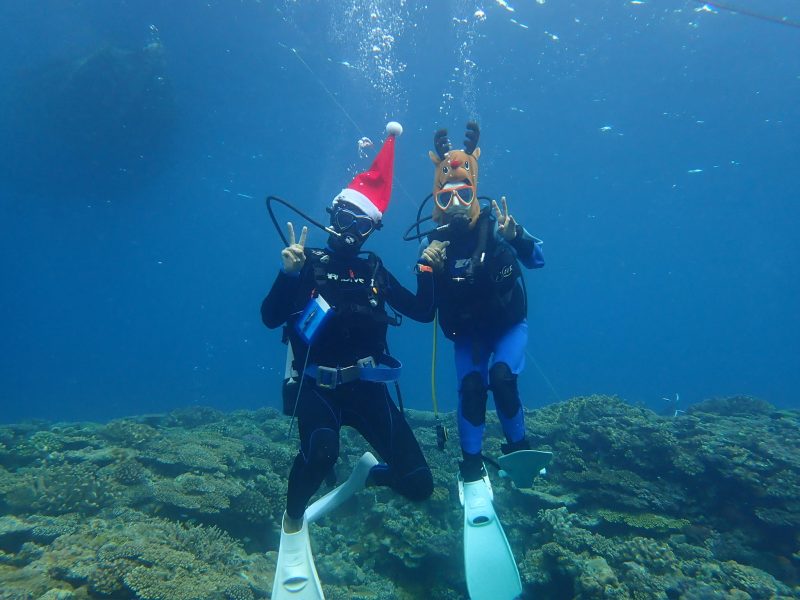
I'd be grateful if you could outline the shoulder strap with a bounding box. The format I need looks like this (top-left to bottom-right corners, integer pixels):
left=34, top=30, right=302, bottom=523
left=360, top=251, right=401, bottom=327
left=361, top=250, right=386, bottom=289
left=470, top=209, right=492, bottom=272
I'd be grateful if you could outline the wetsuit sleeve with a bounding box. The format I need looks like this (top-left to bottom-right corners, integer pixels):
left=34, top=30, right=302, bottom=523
left=383, top=265, right=435, bottom=323
left=510, top=224, right=545, bottom=269
left=261, top=269, right=304, bottom=329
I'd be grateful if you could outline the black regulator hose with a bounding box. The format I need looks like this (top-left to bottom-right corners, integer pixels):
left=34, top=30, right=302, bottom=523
left=402, top=195, right=497, bottom=242
left=266, top=195, right=332, bottom=247
left=402, top=193, right=436, bottom=241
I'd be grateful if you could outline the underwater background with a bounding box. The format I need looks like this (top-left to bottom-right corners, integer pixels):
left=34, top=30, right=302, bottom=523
left=0, top=1, right=799, bottom=599
left=1, top=0, right=798, bottom=423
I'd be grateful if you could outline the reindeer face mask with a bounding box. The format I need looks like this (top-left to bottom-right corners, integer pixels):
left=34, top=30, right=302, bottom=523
left=428, top=122, right=481, bottom=226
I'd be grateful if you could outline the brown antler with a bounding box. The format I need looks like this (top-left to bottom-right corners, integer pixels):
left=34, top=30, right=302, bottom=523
left=464, top=121, right=480, bottom=155
left=433, top=128, right=451, bottom=160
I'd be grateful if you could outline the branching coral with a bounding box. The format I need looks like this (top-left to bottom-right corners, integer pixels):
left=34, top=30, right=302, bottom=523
left=0, top=397, right=797, bottom=598
left=5, top=462, right=113, bottom=515
left=148, top=472, right=244, bottom=514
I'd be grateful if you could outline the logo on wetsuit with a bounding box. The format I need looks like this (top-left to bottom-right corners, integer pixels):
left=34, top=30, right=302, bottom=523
left=494, top=265, right=514, bottom=282
left=326, top=270, right=366, bottom=284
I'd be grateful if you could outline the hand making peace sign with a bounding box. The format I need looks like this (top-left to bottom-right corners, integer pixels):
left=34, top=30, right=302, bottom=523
left=492, top=196, right=518, bottom=241
left=281, top=221, right=308, bottom=274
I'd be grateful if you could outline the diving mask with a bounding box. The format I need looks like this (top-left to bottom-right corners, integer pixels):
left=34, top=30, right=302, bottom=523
left=435, top=184, right=475, bottom=212
left=330, top=204, right=375, bottom=237
left=327, top=201, right=378, bottom=253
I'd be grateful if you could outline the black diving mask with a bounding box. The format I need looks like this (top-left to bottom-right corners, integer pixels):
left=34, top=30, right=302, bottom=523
left=331, top=204, right=375, bottom=236
left=327, top=202, right=380, bottom=252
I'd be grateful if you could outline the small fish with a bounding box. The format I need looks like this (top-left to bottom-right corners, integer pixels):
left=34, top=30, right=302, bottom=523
left=694, top=4, right=718, bottom=14
left=496, top=0, right=515, bottom=12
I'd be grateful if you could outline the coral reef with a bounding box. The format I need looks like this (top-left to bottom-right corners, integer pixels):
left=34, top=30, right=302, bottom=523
left=0, top=395, right=798, bottom=598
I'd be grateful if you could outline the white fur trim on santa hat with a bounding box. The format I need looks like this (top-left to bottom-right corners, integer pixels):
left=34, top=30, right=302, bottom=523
left=334, top=188, right=383, bottom=221
left=386, top=121, right=403, bottom=136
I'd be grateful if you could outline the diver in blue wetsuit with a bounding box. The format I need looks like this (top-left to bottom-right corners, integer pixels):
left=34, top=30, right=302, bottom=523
left=422, top=123, right=545, bottom=483
left=416, top=122, right=547, bottom=600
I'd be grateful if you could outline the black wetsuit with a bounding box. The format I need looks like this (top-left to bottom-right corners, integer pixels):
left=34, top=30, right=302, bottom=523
left=261, top=247, right=435, bottom=519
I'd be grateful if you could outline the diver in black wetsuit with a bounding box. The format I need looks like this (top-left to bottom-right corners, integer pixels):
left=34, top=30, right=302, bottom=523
left=261, top=123, right=442, bottom=539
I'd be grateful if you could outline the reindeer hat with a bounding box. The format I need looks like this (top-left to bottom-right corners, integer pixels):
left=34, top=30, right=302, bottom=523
left=428, top=122, right=481, bottom=226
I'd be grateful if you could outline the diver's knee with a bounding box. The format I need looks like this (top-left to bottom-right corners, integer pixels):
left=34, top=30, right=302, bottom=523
left=489, top=362, right=521, bottom=418
left=489, top=361, right=516, bottom=386
left=306, top=428, right=339, bottom=469
left=460, top=372, right=488, bottom=426
left=399, top=467, right=434, bottom=501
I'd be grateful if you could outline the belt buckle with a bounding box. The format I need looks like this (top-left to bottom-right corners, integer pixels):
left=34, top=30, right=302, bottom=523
left=356, top=356, right=376, bottom=369
left=338, top=364, right=359, bottom=384
left=316, top=366, right=338, bottom=389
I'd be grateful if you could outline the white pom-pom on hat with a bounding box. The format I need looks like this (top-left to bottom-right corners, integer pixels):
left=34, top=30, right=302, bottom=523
left=386, top=121, right=403, bottom=137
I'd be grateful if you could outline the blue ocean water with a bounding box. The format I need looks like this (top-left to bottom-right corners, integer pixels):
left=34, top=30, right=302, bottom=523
left=0, top=1, right=798, bottom=424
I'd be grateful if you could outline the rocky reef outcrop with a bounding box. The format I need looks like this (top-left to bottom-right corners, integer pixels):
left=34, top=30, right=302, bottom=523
left=0, top=395, right=797, bottom=599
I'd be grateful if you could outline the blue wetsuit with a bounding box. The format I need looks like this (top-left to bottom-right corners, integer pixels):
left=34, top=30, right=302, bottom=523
left=426, top=208, right=544, bottom=478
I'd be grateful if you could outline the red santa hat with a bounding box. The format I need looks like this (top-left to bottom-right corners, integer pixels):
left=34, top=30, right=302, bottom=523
left=333, top=121, right=403, bottom=221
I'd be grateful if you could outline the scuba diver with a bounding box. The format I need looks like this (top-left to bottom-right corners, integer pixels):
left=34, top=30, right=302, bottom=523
left=408, top=122, right=550, bottom=600
left=262, top=122, right=440, bottom=600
